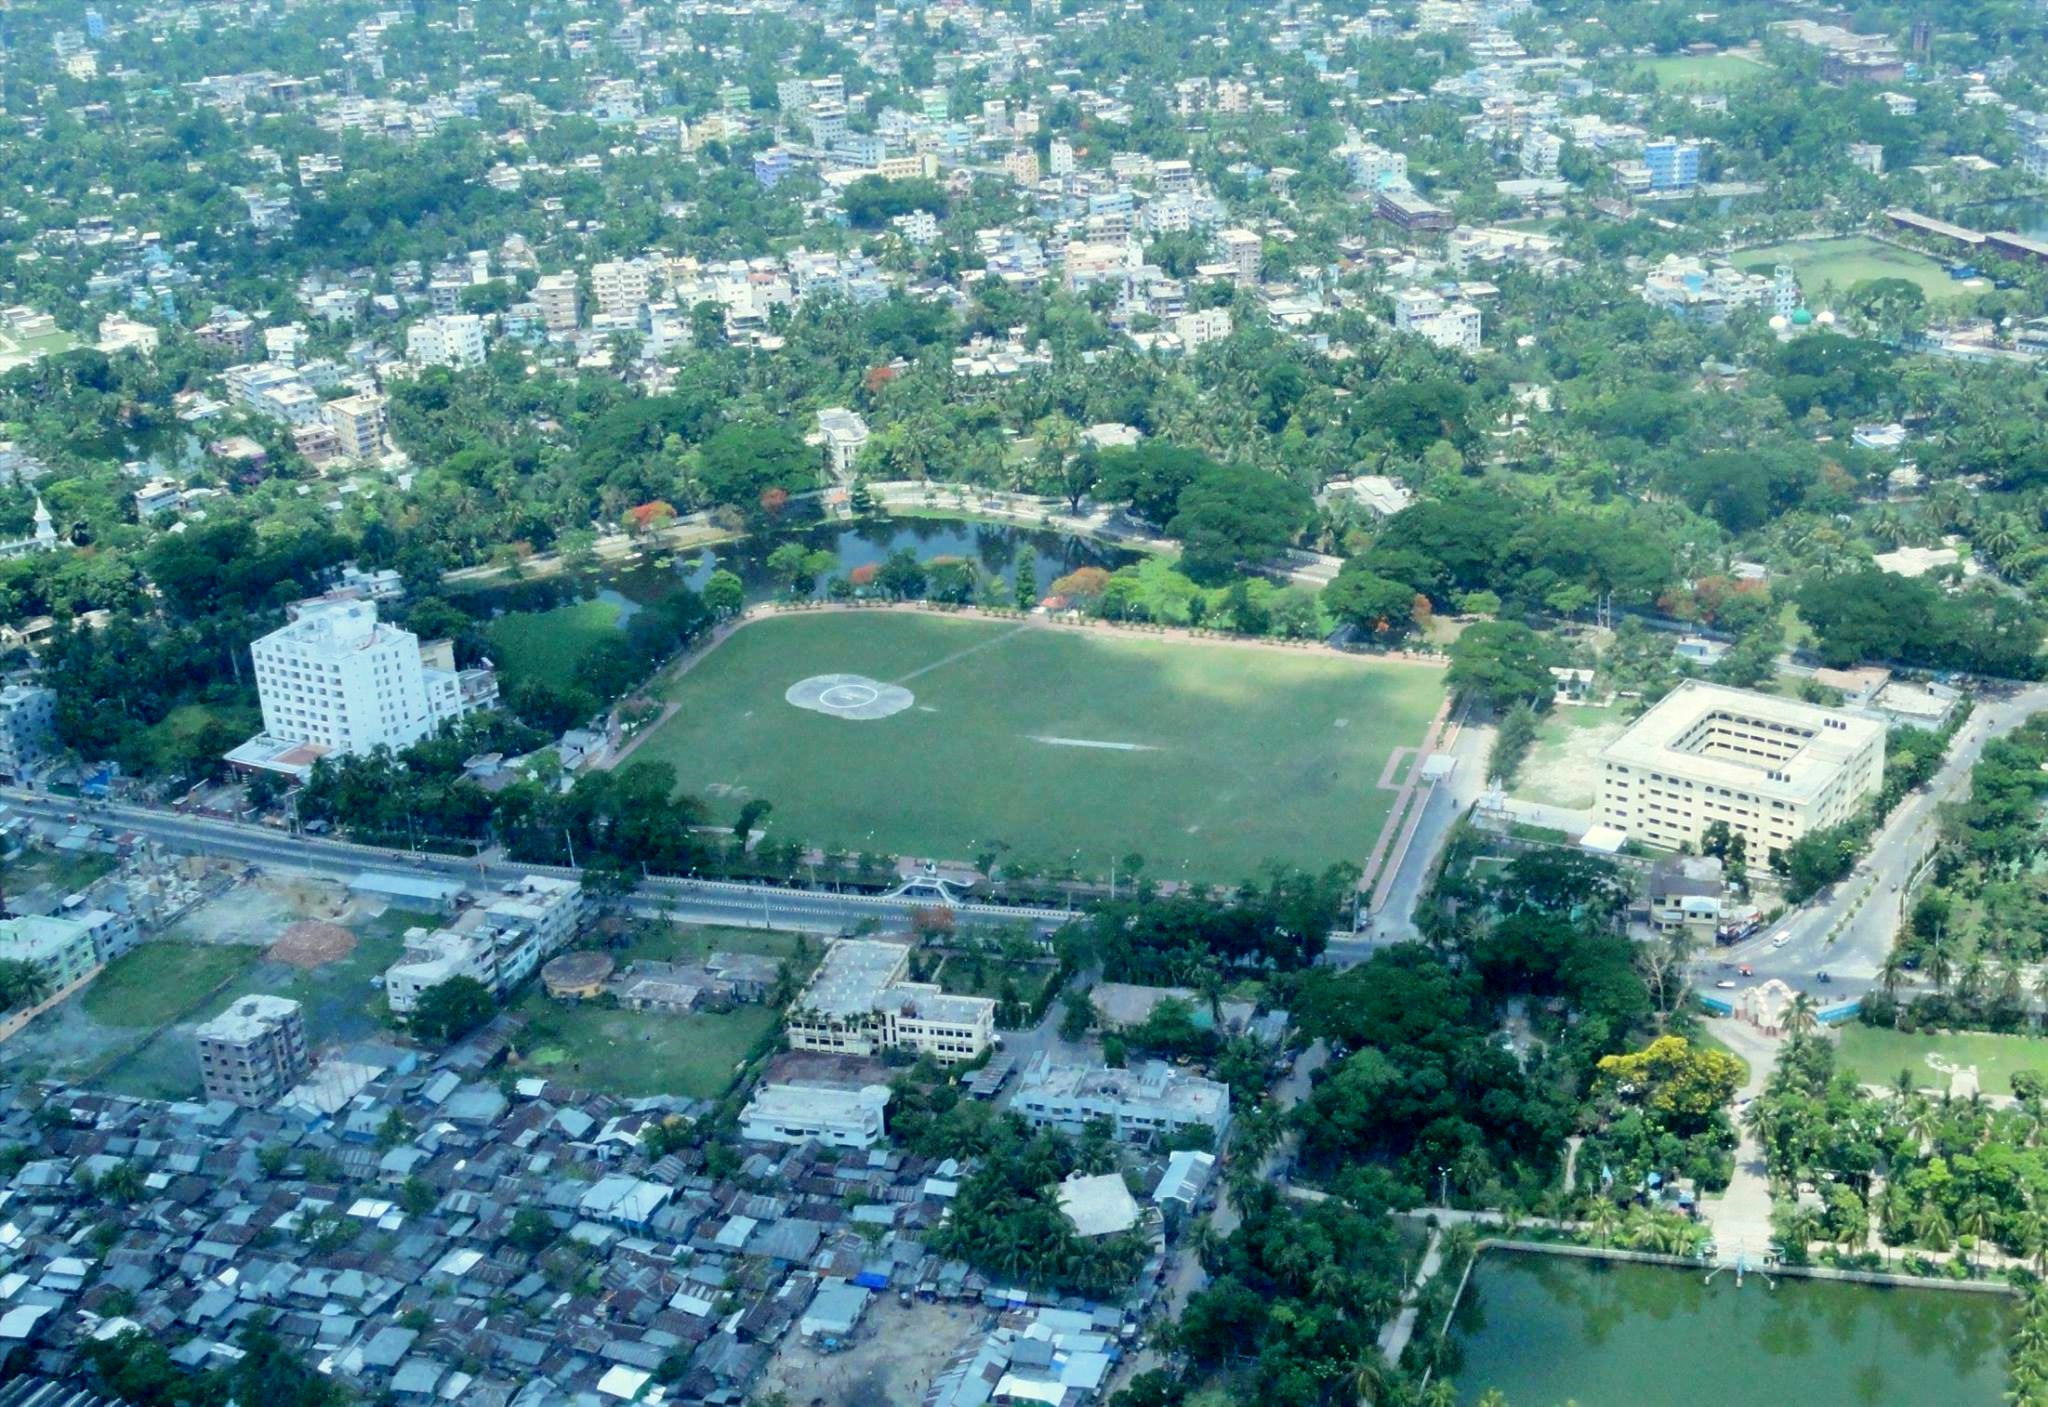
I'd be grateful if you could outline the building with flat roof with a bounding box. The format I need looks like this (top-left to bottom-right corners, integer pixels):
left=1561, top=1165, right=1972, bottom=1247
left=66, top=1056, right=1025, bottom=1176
left=0, top=684, right=57, bottom=781
left=195, top=994, right=309, bottom=1107
left=1010, top=1052, right=1231, bottom=1145
left=384, top=928, right=496, bottom=1015
left=740, top=1083, right=891, bottom=1149
left=785, top=939, right=995, bottom=1062
left=1596, top=681, right=1885, bottom=860
left=0, top=915, right=102, bottom=992
left=1054, top=1172, right=1143, bottom=1239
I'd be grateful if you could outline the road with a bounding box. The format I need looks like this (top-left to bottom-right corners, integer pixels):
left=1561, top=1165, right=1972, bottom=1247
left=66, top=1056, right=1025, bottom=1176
left=1701, top=680, right=2048, bottom=994
left=0, top=788, right=1077, bottom=938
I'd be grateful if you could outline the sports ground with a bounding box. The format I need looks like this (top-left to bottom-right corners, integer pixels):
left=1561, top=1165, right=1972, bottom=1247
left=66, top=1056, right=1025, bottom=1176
left=632, top=611, right=1445, bottom=885
left=1735, top=235, right=1958, bottom=301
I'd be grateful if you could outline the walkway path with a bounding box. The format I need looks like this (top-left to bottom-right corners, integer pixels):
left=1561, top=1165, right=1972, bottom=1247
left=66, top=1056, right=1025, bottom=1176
left=1695, top=1016, right=1782, bottom=1267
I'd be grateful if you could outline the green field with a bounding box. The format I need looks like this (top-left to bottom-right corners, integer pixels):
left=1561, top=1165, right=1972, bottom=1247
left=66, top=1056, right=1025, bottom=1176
left=1836, top=1023, right=2048, bottom=1095
left=488, top=598, right=622, bottom=689
left=636, top=612, right=1444, bottom=883
left=1627, top=53, right=1770, bottom=90
left=84, top=943, right=258, bottom=1028
left=1735, top=235, right=1958, bottom=301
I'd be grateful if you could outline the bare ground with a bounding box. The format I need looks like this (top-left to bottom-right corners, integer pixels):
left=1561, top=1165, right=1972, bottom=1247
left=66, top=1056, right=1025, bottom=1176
left=754, top=1297, right=982, bottom=1407
left=1513, top=708, right=1628, bottom=810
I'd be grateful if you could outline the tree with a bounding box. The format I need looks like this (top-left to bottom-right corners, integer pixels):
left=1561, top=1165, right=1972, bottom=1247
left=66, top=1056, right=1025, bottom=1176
left=702, top=569, right=744, bottom=618
left=1594, top=1036, right=1742, bottom=1136
left=0, top=958, right=50, bottom=1013
left=1165, top=464, right=1312, bottom=581
left=410, top=976, right=497, bottom=1042
left=696, top=422, right=813, bottom=515
left=1014, top=554, right=1038, bottom=610
left=1324, top=564, right=1420, bottom=640
left=1447, top=622, right=1557, bottom=710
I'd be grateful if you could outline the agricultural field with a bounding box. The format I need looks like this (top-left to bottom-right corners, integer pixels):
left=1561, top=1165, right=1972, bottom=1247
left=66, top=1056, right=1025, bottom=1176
left=633, top=611, right=1445, bottom=884
left=1735, top=235, right=1960, bottom=301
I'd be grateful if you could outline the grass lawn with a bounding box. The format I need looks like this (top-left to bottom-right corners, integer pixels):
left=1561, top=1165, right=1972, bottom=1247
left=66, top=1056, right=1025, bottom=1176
left=1835, top=1023, right=2048, bottom=1095
left=1512, top=704, right=1627, bottom=810
left=511, top=991, right=778, bottom=1099
left=1735, top=235, right=1959, bottom=301
left=1626, top=53, right=1769, bottom=90
left=1, top=848, right=116, bottom=896
left=83, top=943, right=259, bottom=1028
left=638, top=612, right=1444, bottom=884
left=488, top=598, right=622, bottom=690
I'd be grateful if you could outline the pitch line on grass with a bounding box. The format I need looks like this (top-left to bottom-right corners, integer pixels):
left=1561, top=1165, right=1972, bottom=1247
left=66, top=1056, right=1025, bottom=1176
left=1026, top=736, right=1161, bottom=752
left=891, top=622, right=1035, bottom=684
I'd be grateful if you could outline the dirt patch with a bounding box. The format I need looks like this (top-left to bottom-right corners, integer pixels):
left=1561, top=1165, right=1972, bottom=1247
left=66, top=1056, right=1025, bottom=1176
left=171, top=876, right=350, bottom=946
left=269, top=920, right=357, bottom=969
left=755, top=1297, right=981, bottom=1407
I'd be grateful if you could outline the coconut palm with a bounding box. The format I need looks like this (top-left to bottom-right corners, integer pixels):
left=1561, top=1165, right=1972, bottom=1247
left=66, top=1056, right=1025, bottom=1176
left=1786, top=992, right=1821, bottom=1041
left=1586, top=1198, right=1624, bottom=1249
left=1916, top=1203, right=1955, bottom=1253
left=1878, top=951, right=1906, bottom=1002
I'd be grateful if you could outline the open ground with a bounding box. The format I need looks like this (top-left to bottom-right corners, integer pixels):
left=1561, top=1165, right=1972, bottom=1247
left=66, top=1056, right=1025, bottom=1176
left=1626, top=53, right=1770, bottom=90
left=1735, top=235, right=1961, bottom=301
left=631, top=611, right=1446, bottom=884
left=1835, top=1023, right=2048, bottom=1096
left=752, top=1296, right=982, bottom=1406
left=1511, top=703, right=1629, bottom=811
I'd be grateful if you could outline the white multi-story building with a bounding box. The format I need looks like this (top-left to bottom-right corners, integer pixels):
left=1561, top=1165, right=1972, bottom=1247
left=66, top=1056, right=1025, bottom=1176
left=385, top=927, right=496, bottom=1015
left=1521, top=130, right=1563, bottom=178
left=785, top=940, right=995, bottom=1062
left=741, top=1083, right=891, bottom=1149
left=815, top=408, right=870, bottom=479
left=590, top=259, right=655, bottom=321
left=196, top=995, right=308, bottom=1107
left=407, top=313, right=487, bottom=369
left=1393, top=289, right=1483, bottom=354
left=0, top=914, right=102, bottom=993
left=231, top=599, right=492, bottom=776
left=1596, top=681, right=1885, bottom=859
left=1343, top=141, right=1408, bottom=191
left=1176, top=307, right=1233, bottom=349
left=1048, top=136, right=1075, bottom=177
left=1011, top=1052, right=1232, bottom=1145
left=479, top=875, right=586, bottom=988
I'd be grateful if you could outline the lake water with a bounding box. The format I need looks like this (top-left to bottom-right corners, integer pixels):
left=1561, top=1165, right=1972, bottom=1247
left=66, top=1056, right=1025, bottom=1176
left=1446, top=1250, right=2011, bottom=1407
left=471, top=517, right=1137, bottom=620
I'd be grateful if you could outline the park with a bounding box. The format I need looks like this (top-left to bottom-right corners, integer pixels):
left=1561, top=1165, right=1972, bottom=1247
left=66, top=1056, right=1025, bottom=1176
left=626, top=609, right=1446, bottom=886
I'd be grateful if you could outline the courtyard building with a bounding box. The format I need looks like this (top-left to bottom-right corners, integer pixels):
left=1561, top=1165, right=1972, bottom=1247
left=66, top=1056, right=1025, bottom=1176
left=784, top=939, right=995, bottom=1062
left=1596, top=681, right=1885, bottom=860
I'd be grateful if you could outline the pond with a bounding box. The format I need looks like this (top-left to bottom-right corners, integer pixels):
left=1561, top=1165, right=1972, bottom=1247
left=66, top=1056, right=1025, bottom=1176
left=471, top=516, right=1138, bottom=621
left=1445, top=1250, right=2011, bottom=1406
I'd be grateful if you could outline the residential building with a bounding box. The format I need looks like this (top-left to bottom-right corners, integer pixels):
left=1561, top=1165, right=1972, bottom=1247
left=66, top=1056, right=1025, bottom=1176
left=815, top=408, right=870, bottom=479
left=406, top=314, right=487, bottom=369
left=1520, top=130, right=1563, bottom=179
left=231, top=599, right=493, bottom=776
left=323, top=392, right=386, bottom=461
left=1048, top=136, right=1075, bottom=177
left=384, top=928, right=496, bottom=1015
left=1848, top=141, right=1885, bottom=175
left=1217, top=228, right=1262, bottom=285
left=785, top=939, right=995, bottom=1062
left=1375, top=186, right=1453, bottom=232
left=478, top=875, right=586, bottom=988
left=1640, top=255, right=1786, bottom=324
left=0, top=684, right=58, bottom=780
left=740, top=1083, right=891, bottom=1149
left=1054, top=1172, right=1142, bottom=1239
left=1003, top=148, right=1040, bottom=187
left=1011, top=1052, right=1231, bottom=1145
left=1392, top=288, right=1483, bottom=354
left=195, top=994, right=309, bottom=1107
left=1642, top=139, right=1701, bottom=192
left=194, top=312, right=258, bottom=360
left=532, top=272, right=580, bottom=335
left=0, top=915, right=101, bottom=993
left=590, top=259, right=655, bottom=320
left=1596, top=681, right=1886, bottom=859
left=1175, top=307, right=1232, bottom=349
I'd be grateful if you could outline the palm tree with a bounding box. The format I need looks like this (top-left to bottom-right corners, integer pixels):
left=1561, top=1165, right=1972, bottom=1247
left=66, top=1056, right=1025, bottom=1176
left=1958, top=1195, right=1998, bottom=1267
left=1586, top=1198, right=1625, bottom=1249
left=1958, top=953, right=1990, bottom=1005
left=1878, top=951, right=1906, bottom=1001
left=1786, top=992, right=1821, bottom=1041
left=1868, top=506, right=1910, bottom=549
left=1915, top=1203, right=1955, bottom=1253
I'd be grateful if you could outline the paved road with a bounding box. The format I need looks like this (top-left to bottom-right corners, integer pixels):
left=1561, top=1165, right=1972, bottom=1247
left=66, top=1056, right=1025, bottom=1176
left=1695, top=1017, right=1780, bottom=1267
left=0, top=788, right=1077, bottom=938
left=1361, top=716, right=1495, bottom=944
left=1701, top=680, right=2048, bottom=994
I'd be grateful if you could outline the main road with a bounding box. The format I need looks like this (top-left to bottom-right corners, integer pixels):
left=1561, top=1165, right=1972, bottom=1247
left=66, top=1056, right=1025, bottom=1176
left=1703, top=679, right=2048, bottom=993
left=0, top=787, right=1077, bottom=939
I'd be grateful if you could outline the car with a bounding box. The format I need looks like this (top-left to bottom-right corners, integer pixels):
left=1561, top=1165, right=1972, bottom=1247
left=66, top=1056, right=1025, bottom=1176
left=1715, top=980, right=1737, bottom=989
left=1738, top=964, right=1753, bottom=976
left=1770, top=933, right=1790, bottom=949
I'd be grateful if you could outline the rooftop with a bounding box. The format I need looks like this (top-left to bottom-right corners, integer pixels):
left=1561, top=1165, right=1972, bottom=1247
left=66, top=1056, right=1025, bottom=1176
left=1600, top=681, right=1884, bottom=804
left=798, top=939, right=912, bottom=1018
left=194, top=993, right=302, bottom=1043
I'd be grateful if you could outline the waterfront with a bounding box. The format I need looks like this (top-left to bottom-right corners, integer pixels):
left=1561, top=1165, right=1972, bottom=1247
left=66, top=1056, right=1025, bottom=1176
left=1447, top=1250, right=2012, bottom=1406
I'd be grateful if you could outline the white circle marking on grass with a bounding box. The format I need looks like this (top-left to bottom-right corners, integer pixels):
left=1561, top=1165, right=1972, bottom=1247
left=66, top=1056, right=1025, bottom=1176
left=786, top=673, right=915, bottom=721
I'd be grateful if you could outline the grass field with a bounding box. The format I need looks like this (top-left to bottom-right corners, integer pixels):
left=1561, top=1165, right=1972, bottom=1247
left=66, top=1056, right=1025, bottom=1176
left=1835, top=1023, right=2048, bottom=1095
left=1, top=849, right=117, bottom=897
left=84, top=943, right=258, bottom=1028
left=488, top=599, right=621, bottom=689
left=637, top=612, right=1444, bottom=883
left=1735, top=236, right=1958, bottom=301
left=1627, top=53, right=1769, bottom=90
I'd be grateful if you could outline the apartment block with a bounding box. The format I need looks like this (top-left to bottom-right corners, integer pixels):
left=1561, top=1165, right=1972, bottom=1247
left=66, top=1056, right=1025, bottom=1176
left=0, top=915, right=102, bottom=993
left=1596, top=681, right=1885, bottom=859
left=1217, top=228, right=1262, bottom=285
left=406, top=313, right=487, bottom=369
left=323, top=392, right=385, bottom=460
left=0, top=684, right=57, bottom=780
left=195, top=994, right=309, bottom=1107
left=533, top=272, right=580, bottom=335
left=1011, top=1052, right=1232, bottom=1145
left=741, top=1083, right=891, bottom=1150
left=590, top=259, right=655, bottom=321
left=1393, top=288, right=1483, bottom=354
